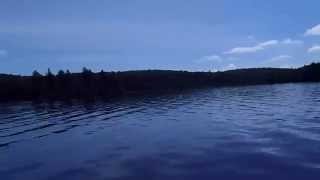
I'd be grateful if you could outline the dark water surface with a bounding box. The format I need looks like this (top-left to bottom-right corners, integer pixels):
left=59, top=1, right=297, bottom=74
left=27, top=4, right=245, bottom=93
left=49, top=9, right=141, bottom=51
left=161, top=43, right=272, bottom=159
left=1, top=83, right=320, bottom=180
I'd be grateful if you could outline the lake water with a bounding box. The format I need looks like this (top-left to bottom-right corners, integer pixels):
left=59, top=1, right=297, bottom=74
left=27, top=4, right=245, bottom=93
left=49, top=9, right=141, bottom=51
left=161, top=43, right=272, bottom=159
left=1, top=83, right=320, bottom=180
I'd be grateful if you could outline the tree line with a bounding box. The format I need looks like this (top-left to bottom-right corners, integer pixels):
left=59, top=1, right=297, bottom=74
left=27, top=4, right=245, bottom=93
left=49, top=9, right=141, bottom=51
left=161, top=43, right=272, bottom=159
left=0, top=63, right=319, bottom=101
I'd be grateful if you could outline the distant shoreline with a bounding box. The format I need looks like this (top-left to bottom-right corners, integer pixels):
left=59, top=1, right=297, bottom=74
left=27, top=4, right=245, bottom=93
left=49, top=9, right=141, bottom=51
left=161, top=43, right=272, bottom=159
left=0, top=63, right=319, bottom=101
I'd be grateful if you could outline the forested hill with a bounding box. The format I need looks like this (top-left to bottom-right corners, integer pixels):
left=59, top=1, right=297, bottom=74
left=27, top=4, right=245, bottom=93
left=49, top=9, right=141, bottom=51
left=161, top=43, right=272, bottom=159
left=0, top=63, right=320, bottom=101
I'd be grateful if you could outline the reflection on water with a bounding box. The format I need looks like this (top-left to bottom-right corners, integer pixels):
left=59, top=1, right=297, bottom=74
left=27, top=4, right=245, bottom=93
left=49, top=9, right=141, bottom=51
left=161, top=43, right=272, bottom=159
left=1, top=83, right=320, bottom=180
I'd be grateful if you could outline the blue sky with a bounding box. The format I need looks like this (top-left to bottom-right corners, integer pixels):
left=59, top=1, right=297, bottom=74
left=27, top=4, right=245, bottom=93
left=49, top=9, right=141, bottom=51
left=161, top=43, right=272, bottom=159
left=0, top=0, right=320, bottom=74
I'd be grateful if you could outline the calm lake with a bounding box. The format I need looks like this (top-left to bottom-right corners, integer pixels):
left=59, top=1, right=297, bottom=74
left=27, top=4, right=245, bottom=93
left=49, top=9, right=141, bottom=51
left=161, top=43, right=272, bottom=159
left=1, top=83, right=320, bottom=180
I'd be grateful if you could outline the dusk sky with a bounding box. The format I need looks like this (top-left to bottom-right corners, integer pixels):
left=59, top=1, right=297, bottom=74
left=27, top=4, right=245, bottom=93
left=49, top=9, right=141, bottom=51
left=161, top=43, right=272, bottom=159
left=1, top=0, right=320, bottom=74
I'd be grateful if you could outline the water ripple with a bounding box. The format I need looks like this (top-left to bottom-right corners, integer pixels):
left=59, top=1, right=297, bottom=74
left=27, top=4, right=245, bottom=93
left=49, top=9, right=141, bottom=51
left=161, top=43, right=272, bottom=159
left=1, top=83, right=320, bottom=180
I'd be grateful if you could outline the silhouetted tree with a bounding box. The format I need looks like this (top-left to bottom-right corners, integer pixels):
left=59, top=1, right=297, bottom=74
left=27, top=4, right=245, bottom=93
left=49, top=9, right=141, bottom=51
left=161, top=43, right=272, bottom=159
left=31, top=70, right=43, bottom=98
left=0, top=63, right=319, bottom=101
left=57, top=70, right=65, bottom=77
left=81, top=67, right=94, bottom=97
left=46, top=68, right=54, bottom=77
left=32, top=70, right=42, bottom=77
left=45, top=68, right=55, bottom=97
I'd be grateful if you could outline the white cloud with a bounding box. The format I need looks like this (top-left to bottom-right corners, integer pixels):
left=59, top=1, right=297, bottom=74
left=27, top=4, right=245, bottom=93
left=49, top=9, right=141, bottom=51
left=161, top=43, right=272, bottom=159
left=259, top=40, right=279, bottom=47
left=224, top=38, right=303, bottom=55
left=196, top=55, right=222, bottom=63
left=308, top=45, right=320, bottom=53
left=281, top=38, right=303, bottom=45
left=305, top=24, right=320, bottom=36
left=0, top=49, right=7, bottom=57
left=226, top=56, right=238, bottom=61
left=268, top=55, right=292, bottom=62
left=224, top=40, right=278, bottom=54
left=279, top=64, right=292, bottom=69
left=224, top=63, right=237, bottom=70
left=225, top=46, right=263, bottom=54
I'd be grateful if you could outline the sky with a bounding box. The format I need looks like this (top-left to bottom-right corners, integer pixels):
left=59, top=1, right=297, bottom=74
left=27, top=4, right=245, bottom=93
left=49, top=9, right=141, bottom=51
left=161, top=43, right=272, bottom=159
left=0, top=0, right=320, bottom=75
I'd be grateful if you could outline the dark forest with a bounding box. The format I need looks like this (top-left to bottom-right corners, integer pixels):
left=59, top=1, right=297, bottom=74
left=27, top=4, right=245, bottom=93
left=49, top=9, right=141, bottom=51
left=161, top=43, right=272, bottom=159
left=0, top=63, right=319, bottom=101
